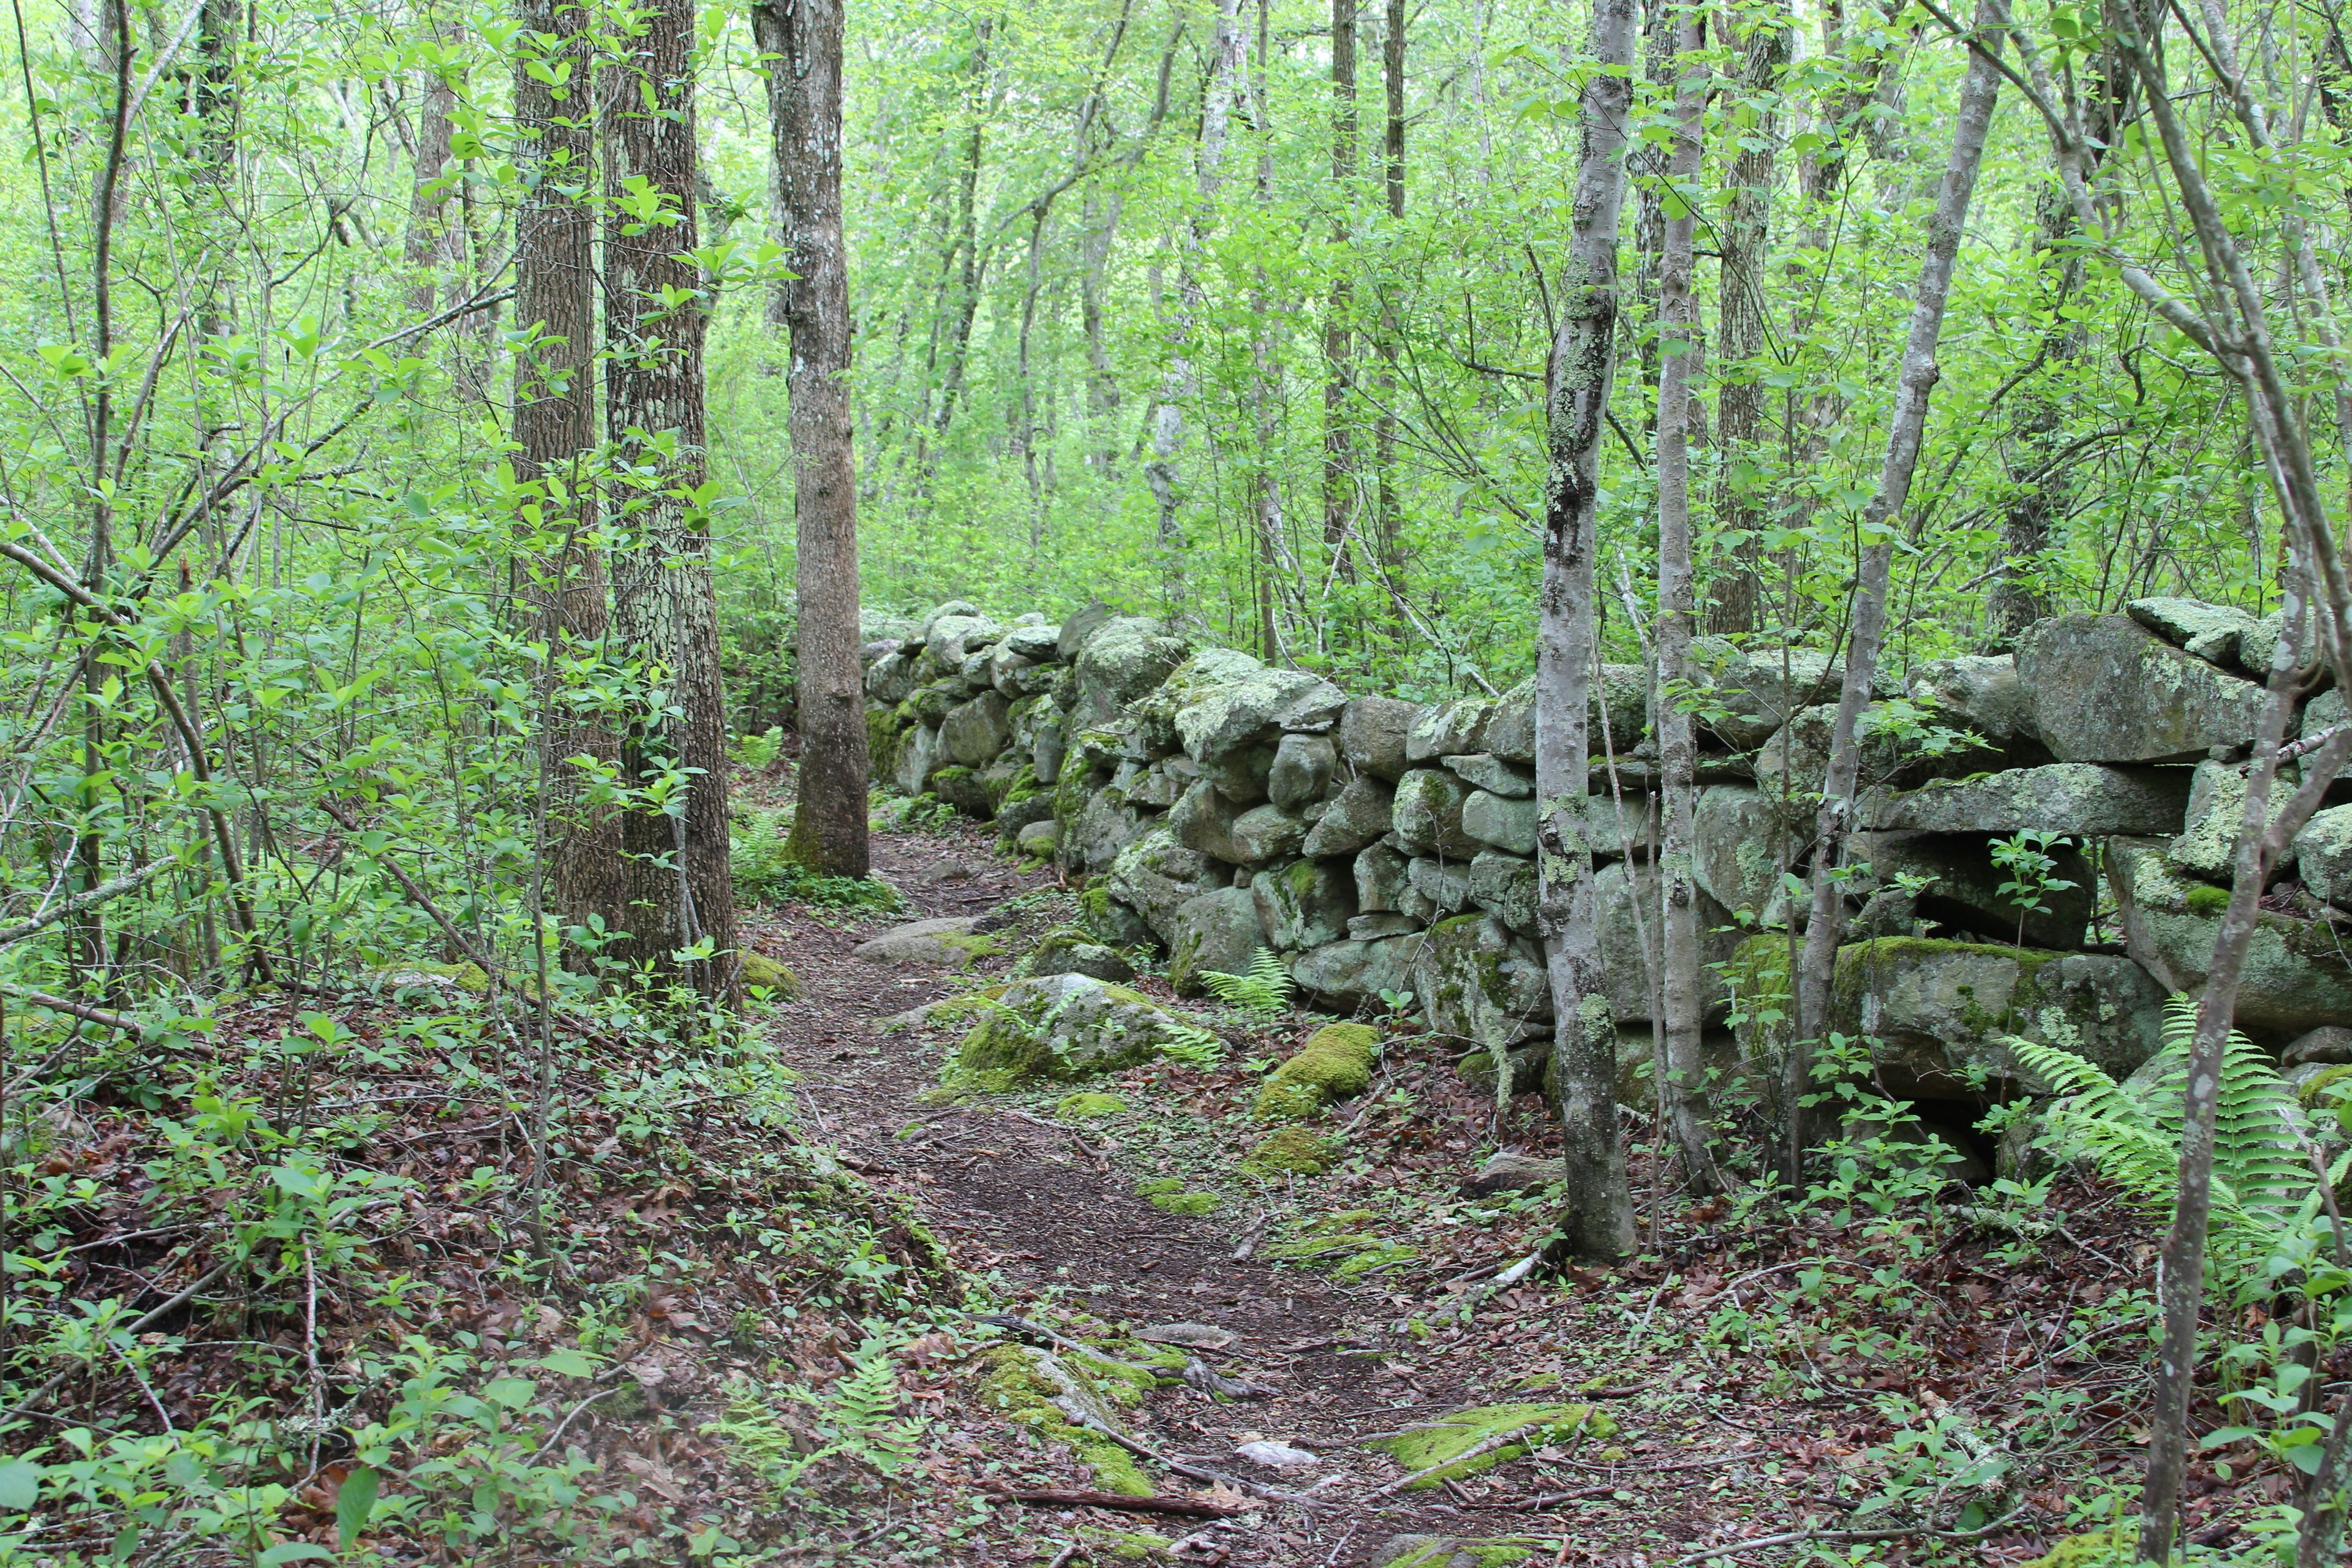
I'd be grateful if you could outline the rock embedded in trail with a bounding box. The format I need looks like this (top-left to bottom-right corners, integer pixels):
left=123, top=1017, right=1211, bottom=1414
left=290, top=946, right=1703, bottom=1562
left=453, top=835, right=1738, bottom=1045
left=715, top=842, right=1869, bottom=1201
left=954, top=972, right=1199, bottom=1078
left=1460, top=1148, right=1565, bottom=1196
left=2015, top=613, right=2268, bottom=762
left=853, top=916, right=996, bottom=970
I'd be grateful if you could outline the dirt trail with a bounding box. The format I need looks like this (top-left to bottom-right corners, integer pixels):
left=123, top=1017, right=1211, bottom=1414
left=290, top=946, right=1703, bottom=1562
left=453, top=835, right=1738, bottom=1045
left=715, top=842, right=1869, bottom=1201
left=747, top=825, right=1506, bottom=1566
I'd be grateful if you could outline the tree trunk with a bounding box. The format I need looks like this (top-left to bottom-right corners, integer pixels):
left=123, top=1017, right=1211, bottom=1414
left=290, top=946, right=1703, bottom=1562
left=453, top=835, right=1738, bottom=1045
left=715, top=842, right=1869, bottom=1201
left=405, top=43, right=460, bottom=317
left=1080, top=186, right=1125, bottom=473
left=514, top=0, right=624, bottom=951
left=1704, top=4, right=1789, bottom=636
left=603, top=0, right=741, bottom=1003
left=1372, top=0, right=1404, bottom=581
left=933, top=15, right=993, bottom=437
left=1652, top=6, right=1722, bottom=1194
left=1537, top=0, right=1638, bottom=1265
left=755, top=0, right=871, bottom=881
left=1322, top=0, right=1357, bottom=579
left=1787, top=1, right=2002, bottom=1180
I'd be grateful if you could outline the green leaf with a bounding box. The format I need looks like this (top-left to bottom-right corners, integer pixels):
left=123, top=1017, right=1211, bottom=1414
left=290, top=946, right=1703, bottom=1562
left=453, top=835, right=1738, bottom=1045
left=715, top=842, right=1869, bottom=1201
left=335, top=1464, right=379, bottom=1550
left=483, top=1376, right=538, bottom=1409
left=537, top=1348, right=597, bottom=1378
left=0, top=1458, right=40, bottom=1511
left=258, top=1546, right=337, bottom=1566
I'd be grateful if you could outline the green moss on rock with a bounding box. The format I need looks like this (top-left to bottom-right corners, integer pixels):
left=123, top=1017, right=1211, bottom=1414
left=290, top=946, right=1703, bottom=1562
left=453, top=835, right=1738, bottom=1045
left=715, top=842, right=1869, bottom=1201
left=2015, top=1529, right=2132, bottom=1568
left=1364, top=1402, right=1612, bottom=1489
left=1243, top=1125, right=1331, bottom=1175
left=1057, top=1091, right=1129, bottom=1120
left=2184, top=881, right=2232, bottom=917
left=1150, top=1190, right=1220, bottom=1215
left=1254, top=1023, right=1381, bottom=1120
left=976, top=1347, right=1153, bottom=1496
left=739, top=951, right=803, bottom=1000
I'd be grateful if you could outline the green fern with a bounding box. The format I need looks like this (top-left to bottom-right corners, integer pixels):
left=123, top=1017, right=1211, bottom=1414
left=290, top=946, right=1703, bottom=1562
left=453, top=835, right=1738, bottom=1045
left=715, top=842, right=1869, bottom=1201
left=2005, top=997, right=2327, bottom=1292
left=707, top=1338, right=919, bottom=1492
left=1199, top=948, right=1294, bottom=1018
left=1159, top=1022, right=1226, bottom=1069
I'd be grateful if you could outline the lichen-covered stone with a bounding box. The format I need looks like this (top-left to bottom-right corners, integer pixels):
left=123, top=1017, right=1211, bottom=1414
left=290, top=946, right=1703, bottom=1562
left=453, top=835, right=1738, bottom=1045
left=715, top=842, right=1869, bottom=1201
left=1415, top=913, right=1551, bottom=1049
left=1355, top=842, right=1412, bottom=913
left=895, top=722, right=943, bottom=796
left=1829, top=937, right=2170, bottom=1093
left=1463, top=790, right=1537, bottom=855
left=1694, top=785, right=1785, bottom=922
left=1869, top=763, right=2192, bottom=836
left=1444, top=753, right=1534, bottom=797
left=1406, top=698, right=1494, bottom=762
left=1300, top=775, right=1395, bottom=858
left=1166, top=654, right=1348, bottom=760
left=1071, top=788, right=1144, bottom=870
left=2015, top=612, right=2267, bottom=762
left=1689, top=639, right=1850, bottom=748
left=1228, top=804, right=1309, bottom=862
left=1169, top=778, right=1249, bottom=863
left=1254, top=1023, right=1380, bottom=1118
left=864, top=649, right=919, bottom=705
left=2171, top=758, right=2293, bottom=881
left=956, top=973, right=1194, bottom=1078
left=1850, top=831, right=2093, bottom=949
left=854, top=916, right=997, bottom=970
left=1408, top=856, right=1474, bottom=916
left=1909, top=654, right=2041, bottom=750
left=2286, top=1025, right=2352, bottom=1066
left=1106, top=828, right=1229, bottom=942
left=1167, top=886, right=1266, bottom=996
left=1289, top=934, right=1419, bottom=1010
left=2294, top=803, right=2352, bottom=905
left=1340, top=696, right=1422, bottom=780
left=925, top=612, right=1005, bottom=668
left=1393, top=769, right=1480, bottom=858
left=1467, top=850, right=1538, bottom=935
left=2127, top=596, right=2256, bottom=666
left=1253, top=857, right=1356, bottom=951
left=1268, top=732, right=1340, bottom=809
left=2109, top=837, right=2352, bottom=1033
left=1594, top=861, right=1739, bottom=1023
left=1056, top=600, right=1115, bottom=661
left=1029, top=927, right=1138, bottom=982
left=1485, top=669, right=1646, bottom=765
left=1071, top=616, right=1189, bottom=727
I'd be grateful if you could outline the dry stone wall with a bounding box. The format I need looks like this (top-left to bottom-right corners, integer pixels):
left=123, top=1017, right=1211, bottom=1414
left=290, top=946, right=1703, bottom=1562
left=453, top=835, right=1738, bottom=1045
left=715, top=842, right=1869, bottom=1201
left=858, top=596, right=2352, bottom=1103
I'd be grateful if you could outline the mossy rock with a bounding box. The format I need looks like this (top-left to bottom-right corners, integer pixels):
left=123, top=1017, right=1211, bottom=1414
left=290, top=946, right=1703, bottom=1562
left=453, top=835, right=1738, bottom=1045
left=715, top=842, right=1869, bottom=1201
left=1057, top=1091, right=1129, bottom=1121
left=1150, top=1190, right=1220, bottom=1215
left=932, top=764, right=995, bottom=819
left=1135, top=1177, right=1185, bottom=1197
left=2015, top=1528, right=2132, bottom=1568
left=1243, top=1125, right=1331, bottom=1175
left=378, top=961, right=492, bottom=995
left=1374, top=1539, right=1543, bottom=1568
left=2298, top=1063, right=2352, bottom=1110
left=739, top=951, right=803, bottom=1000
left=1265, top=1231, right=1385, bottom=1263
left=1363, top=1402, right=1613, bottom=1489
left=1253, top=1023, right=1381, bottom=1120
left=976, top=1346, right=1153, bottom=1496
left=1333, top=1243, right=1420, bottom=1279
left=867, top=707, right=910, bottom=778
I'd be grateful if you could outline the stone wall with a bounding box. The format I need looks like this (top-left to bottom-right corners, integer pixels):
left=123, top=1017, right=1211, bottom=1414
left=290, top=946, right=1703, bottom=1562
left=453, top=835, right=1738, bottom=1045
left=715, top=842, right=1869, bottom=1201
left=859, top=595, right=2352, bottom=1102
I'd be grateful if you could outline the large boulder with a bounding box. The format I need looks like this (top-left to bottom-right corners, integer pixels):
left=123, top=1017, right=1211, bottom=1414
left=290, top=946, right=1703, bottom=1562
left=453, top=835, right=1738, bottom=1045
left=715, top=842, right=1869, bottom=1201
left=1828, top=937, right=2169, bottom=1094
left=1070, top=788, right=1144, bottom=871
left=1071, top=616, right=1189, bottom=726
left=1001, top=622, right=1062, bottom=662
left=1253, top=858, right=1357, bottom=951
left=1339, top=696, right=1421, bottom=780
left=1694, top=785, right=1786, bottom=923
left=1167, top=886, right=1267, bottom=995
left=1392, top=769, right=1482, bottom=858
left=1909, top=655, right=2041, bottom=751
left=1228, top=804, right=1309, bottom=862
left=1291, top=934, right=1421, bottom=1011
left=865, top=649, right=919, bottom=706
left=854, top=916, right=996, bottom=970
left=1850, top=831, right=2094, bottom=949
left=2015, top=614, right=2267, bottom=763
left=1407, top=698, right=1494, bottom=763
left=1869, top=763, right=2192, bottom=837
left=1595, top=861, right=1737, bottom=1022
left=1407, top=856, right=1474, bottom=916
left=2297, top=804, right=2352, bottom=905
left=2172, top=759, right=2293, bottom=882
left=1415, top=913, right=1551, bottom=1049
left=1467, top=850, right=1538, bottom=935
left=1106, top=829, right=1229, bottom=941
left=1168, top=778, right=1249, bottom=863
left=1159, top=653, right=1346, bottom=762
left=940, top=691, right=1014, bottom=766
left=1485, top=668, right=1647, bottom=765
left=2109, top=837, right=2352, bottom=1035
left=925, top=612, right=1005, bottom=668
left=1444, top=753, right=1534, bottom=797
left=956, top=973, right=1194, bottom=1078
left=1300, top=775, right=1395, bottom=858
left=2127, top=597, right=2257, bottom=668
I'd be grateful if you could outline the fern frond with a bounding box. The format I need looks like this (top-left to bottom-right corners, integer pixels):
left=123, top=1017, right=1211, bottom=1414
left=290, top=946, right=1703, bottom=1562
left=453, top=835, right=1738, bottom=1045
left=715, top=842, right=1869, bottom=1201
left=1159, top=1022, right=1226, bottom=1069
left=1199, top=948, right=1294, bottom=1018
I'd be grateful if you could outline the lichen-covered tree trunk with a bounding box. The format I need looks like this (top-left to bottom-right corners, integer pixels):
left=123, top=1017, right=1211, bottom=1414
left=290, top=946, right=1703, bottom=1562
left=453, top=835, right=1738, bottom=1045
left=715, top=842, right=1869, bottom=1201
left=603, top=0, right=741, bottom=1003
left=1652, top=6, right=1721, bottom=1194
left=514, top=0, right=624, bottom=952
left=1788, top=1, right=2002, bottom=1176
left=1322, top=0, right=1357, bottom=581
left=1535, top=0, right=1637, bottom=1264
left=755, top=0, right=871, bottom=880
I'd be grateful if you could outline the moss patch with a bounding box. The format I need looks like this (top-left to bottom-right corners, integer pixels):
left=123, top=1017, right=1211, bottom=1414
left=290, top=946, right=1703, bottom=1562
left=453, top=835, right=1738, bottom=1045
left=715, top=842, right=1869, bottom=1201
left=1378, top=1542, right=1541, bottom=1568
left=2016, top=1528, right=2132, bottom=1568
left=1254, top=1023, right=1381, bottom=1120
left=2299, top=1063, right=2352, bottom=1109
left=2184, top=881, right=2233, bottom=917
left=1057, top=1091, right=1129, bottom=1120
left=1134, top=1177, right=1185, bottom=1197
left=1242, top=1126, right=1330, bottom=1175
left=1363, top=1402, right=1612, bottom=1488
left=976, top=1347, right=1153, bottom=1497
left=738, top=951, right=802, bottom=1000
left=1150, top=1190, right=1220, bottom=1215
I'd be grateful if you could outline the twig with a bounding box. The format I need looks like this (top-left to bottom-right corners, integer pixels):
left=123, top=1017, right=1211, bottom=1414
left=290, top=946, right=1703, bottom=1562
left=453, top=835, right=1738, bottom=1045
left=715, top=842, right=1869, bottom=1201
left=0, top=1259, right=232, bottom=1424
left=1047, top=1542, right=1085, bottom=1567
left=1671, top=1512, right=2024, bottom=1564
left=0, top=858, right=179, bottom=949
left=1231, top=1210, right=1273, bottom=1262
left=0, top=982, right=141, bottom=1035
left=1482, top=1483, right=1619, bottom=1507
left=983, top=1484, right=1242, bottom=1519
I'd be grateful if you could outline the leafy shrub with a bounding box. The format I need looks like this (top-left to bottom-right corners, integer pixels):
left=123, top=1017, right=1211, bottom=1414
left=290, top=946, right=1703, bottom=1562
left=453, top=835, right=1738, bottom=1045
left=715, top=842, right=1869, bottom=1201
left=732, top=809, right=905, bottom=911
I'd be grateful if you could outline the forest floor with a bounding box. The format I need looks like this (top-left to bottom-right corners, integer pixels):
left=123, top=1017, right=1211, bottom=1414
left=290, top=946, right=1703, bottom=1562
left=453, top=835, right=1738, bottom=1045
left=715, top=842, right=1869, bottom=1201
left=728, top=806, right=2313, bottom=1566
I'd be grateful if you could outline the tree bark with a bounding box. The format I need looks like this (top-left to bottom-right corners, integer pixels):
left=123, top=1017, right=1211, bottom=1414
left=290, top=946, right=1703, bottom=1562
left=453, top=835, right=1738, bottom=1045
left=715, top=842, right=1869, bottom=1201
left=932, top=15, right=994, bottom=437
left=1322, top=0, right=1357, bottom=579
left=755, top=0, right=870, bottom=881
left=1704, top=4, right=1789, bottom=636
left=603, top=0, right=741, bottom=1002
left=514, top=0, right=625, bottom=950
left=1371, top=0, right=1404, bottom=582
left=1536, top=0, right=1638, bottom=1264
left=405, top=41, right=461, bottom=317
left=1653, top=5, right=1722, bottom=1194
left=1787, top=0, right=2002, bottom=1180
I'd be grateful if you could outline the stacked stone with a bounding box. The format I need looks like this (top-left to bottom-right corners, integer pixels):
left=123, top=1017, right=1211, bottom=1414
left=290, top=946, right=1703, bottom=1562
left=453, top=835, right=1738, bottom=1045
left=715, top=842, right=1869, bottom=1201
left=860, top=595, right=2352, bottom=1108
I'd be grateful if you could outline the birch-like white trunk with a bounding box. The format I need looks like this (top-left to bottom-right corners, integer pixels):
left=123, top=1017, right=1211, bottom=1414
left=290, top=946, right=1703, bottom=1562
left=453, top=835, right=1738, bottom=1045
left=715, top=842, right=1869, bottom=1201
left=1535, top=0, right=1637, bottom=1264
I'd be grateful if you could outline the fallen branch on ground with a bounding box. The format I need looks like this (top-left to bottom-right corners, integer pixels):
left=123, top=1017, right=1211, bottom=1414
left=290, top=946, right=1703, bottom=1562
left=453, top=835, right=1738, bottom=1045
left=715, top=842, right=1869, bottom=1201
left=1670, top=1511, right=2027, bottom=1564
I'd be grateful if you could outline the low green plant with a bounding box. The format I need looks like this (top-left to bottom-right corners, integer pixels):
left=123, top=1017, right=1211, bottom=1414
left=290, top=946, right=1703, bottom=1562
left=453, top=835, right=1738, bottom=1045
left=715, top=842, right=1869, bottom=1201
left=1989, top=830, right=2078, bottom=946
left=731, top=725, right=786, bottom=770
left=731, top=809, right=906, bottom=911
left=1198, top=949, right=1293, bottom=1018
left=706, top=1338, right=921, bottom=1493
